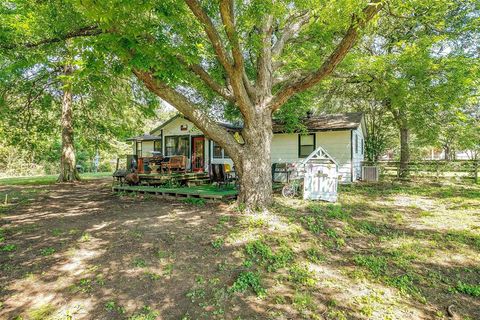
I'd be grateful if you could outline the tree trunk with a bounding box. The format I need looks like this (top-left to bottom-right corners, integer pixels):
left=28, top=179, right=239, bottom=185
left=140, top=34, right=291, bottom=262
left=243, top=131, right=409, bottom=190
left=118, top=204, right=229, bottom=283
left=399, top=127, right=410, bottom=179
left=230, top=111, right=273, bottom=210
left=57, top=66, right=80, bottom=182
left=444, top=144, right=451, bottom=161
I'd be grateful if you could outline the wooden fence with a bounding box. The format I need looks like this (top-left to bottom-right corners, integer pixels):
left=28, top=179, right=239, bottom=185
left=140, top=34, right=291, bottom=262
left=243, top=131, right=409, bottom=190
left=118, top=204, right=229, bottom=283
left=362, top=160, right=479, bottom=182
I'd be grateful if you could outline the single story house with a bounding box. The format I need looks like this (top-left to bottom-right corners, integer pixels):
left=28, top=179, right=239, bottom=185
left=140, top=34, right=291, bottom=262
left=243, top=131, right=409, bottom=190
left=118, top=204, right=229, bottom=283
left=127, top=112, right=366, bottom=183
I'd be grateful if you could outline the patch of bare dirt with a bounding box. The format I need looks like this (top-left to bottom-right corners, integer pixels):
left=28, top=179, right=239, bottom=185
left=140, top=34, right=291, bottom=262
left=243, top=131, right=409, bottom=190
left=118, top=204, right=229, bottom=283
left=0, top=180, right=256, bottom=319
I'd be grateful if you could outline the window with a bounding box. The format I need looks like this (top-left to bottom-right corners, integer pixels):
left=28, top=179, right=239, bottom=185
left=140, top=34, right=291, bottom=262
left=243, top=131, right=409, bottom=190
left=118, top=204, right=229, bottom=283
left=136, top=142, right=142, bottom=157
left=213, top=142, right=222, bottom=158
left=165, top=136, right=189, bottom=157
left=212, top=141, right=230, bottom=159
left=299, top=134, right=315, bottom=158
left=154, top=140, right=162, bottom=153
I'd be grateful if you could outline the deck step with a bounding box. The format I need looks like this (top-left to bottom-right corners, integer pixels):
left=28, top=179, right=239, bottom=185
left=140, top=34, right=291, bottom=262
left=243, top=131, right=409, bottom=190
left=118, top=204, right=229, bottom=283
left=112, top=184, right=237, bottom=200
left=186, top=179, right=211, bottom=187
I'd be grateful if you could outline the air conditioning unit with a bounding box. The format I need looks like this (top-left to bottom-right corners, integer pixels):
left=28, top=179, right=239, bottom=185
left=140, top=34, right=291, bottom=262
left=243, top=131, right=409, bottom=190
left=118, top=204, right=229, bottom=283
left=362, top=166, right=379, bottom=182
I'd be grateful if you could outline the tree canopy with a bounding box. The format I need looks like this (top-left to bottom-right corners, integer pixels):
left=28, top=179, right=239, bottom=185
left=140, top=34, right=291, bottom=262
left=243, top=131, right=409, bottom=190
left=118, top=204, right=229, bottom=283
left=1, top=0, right=479, bottom=204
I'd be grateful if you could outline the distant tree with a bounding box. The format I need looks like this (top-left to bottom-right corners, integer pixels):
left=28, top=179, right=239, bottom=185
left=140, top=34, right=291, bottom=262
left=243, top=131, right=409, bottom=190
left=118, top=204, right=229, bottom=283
left=318, top=0, right=479, bottom=176
left=452, top=106, right=480, bottom=161
left=0, top=3, right=159, bottom=180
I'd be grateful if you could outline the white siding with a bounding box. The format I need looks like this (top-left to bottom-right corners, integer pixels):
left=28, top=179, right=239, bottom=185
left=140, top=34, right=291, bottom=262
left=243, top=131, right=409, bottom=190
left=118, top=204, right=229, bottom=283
left=316, top=131, right=352, bottom=183
left=351, top=124, right=365, bottom=181
left=158, top=117, right=203, bottom=170
left=209, top=139, right=234, bottom=169
left=133, top=141, right=154, bottom=158
left=142, top=141, right=155, bottom=157
left=159, top=117, right=203, bottom=136
left=271, top=131, right=354, bottom=183
left=271, top=133, right=299, bottom=162
left=145, top=116, right=363, bottom=181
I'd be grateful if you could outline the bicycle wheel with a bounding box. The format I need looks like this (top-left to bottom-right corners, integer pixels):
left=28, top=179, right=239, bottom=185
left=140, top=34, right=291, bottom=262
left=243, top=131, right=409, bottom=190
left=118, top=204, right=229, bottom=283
left=282, top=184, right=296, bottom=198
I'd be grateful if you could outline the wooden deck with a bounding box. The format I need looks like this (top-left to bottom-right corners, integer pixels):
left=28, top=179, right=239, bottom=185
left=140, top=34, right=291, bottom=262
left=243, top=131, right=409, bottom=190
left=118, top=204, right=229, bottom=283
left=112, top=184, right=238, bottom=200
left=137, top=172, right=210, bottom=185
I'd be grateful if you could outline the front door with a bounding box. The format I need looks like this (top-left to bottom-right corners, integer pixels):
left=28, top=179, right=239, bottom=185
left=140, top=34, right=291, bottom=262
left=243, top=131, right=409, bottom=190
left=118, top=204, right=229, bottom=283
left=191, top=136, right=205, bottom=172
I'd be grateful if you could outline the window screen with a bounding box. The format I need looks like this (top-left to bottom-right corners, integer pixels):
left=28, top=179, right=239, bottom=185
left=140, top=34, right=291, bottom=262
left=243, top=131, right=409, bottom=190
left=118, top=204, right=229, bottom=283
left=154, top=140, right=162, bottom=152
left=299, top=134, right=315, bottom=158
left=212, top=141, right=230, bottom=159
left=165, top=136, right=189, bottom=157
left=136, top=142, right=142, bottom=157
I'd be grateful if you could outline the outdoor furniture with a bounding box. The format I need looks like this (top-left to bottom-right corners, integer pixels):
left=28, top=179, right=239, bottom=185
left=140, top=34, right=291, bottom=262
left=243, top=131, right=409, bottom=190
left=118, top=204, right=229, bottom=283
left=161, top=155, right=187, bottom=173
left=272, top=163, right=291, bottom=182
left=224, top=164, right=238, bottom=187
left=112, top=169, right=128, bottom=186
left=210, top=164, right=227, bottom=188
left=210, top=164, right=236, bottom=188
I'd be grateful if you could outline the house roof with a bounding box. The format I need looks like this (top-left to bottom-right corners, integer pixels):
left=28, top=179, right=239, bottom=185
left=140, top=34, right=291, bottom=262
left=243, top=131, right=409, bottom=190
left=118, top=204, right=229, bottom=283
left=150, top=114, right=182, bottom=134
left=149, top=113, right=242, bottom=134
left=272, top=112, right=364, bottom=133
left=217, top=121, right=243, bottom=131
left=127, top=112, right=364, bottom=141
left=126, top=134, right=162, bottom=142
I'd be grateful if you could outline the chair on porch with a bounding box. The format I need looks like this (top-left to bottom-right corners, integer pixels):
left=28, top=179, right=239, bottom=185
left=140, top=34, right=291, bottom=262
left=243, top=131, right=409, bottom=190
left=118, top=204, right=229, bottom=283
left=161, top=155, right=187, bottom=173
left=210, top=164, right=227, bottom=188
left=210, top=164, right=237, bottom=188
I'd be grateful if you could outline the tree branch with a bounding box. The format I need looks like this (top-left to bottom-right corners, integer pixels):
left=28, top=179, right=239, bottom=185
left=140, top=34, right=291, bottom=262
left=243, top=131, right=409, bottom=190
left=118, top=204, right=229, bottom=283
left=270, top=1, right=383, bottom=111
left=185, top=0, right=254, bottom=121
left=218, top=0, right=256, bottom=110
left=185, top=0, right=233, bottom=74
left=256, top=14, right=274, bottom=99
left=133, top=69, right=242, bottom=154
left=0, top=26, right=103, bottom=50
left=176, top=55, right=234, bottom=102
left=271, top=11, right=311, bottom=58
left=219, top=0, right=243, bottom=70
left=189, top=63, right=235, bottom=102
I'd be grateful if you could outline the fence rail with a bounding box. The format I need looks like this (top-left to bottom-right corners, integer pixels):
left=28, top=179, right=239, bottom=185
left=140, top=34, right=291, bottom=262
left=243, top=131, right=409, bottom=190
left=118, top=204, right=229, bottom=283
left=362, top=160, right=479, bottom=182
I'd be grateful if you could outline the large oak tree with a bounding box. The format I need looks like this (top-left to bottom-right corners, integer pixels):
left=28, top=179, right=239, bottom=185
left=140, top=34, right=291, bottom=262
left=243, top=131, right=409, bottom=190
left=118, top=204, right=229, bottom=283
left=2, top=0, right=385, bottom=208
left=78, top=0, right=383, bottom=209
left=0, top=2, right=159, bottom=181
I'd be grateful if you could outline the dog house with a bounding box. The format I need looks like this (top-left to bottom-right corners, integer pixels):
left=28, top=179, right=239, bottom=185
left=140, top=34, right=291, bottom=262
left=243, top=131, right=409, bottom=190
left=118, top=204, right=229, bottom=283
left=301, top=146, right=339, bottom=202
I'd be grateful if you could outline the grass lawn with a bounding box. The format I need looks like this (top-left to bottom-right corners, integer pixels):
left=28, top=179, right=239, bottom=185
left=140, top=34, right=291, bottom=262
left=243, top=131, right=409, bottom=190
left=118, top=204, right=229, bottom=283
left=0, top=172, right=112, bottom=186
left=0, top=179, right=479, bottom=319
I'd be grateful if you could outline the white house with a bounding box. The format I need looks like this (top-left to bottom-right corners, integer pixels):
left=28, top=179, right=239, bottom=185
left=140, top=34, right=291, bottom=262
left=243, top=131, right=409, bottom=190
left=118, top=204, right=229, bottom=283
left=127, top=112, right=366, bottom=183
